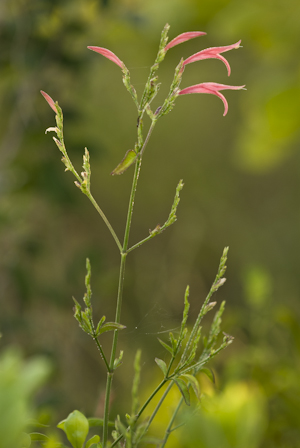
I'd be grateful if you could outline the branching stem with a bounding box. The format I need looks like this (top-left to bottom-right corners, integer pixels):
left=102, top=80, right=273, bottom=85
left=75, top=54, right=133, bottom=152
left=84, top=190, right=123, bottom=253
left=160, top=396, right=184, bottom=448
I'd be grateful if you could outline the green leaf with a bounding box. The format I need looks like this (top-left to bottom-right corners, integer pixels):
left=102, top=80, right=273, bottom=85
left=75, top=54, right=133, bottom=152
left=85, top=435, right=100, bottom=448
left=158, top=338, right=174, bottom=355
left=96, top=322, right=126, bottom=336
left=113, top=350, right=124, bottom=369
left=111, top=149, right=137, bottom=175
left=115, top=416, right=128, bottom=439
left=169, top=332, right=177, bottom=351
left=81, top=311, right=92, bottom=331
left=28, top=432, right=49, bottom=441
left=180, top=374, right=201, bottom=400
left=95, top=316, right=106, bottom=335
left=200, top=367, right=215, bottom=384
left=131, top=349, right=142, bottom=416
left=59, top=410, right=89, bottom=448
left=57, top=420, right=65, bottom=430
left=155, top=358, right=168, bottom=376
left=132, top=420, right=149, bottom=444
left=174, top=378, right=190, bottom=406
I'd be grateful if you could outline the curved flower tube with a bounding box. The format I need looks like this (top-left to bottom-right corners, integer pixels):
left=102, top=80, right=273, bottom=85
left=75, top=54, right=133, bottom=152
left=183, top=40, right=242, bottom=76
left=179, top=82, right=246, bottom=116
left=87, top=46, right=124, bottom=69
left=165, top=31, right=206, bottom=51
left=40, top=90, right=57, bottom=113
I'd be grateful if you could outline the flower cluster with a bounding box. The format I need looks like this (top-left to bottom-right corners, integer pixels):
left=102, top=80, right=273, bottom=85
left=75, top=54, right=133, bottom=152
left=87, top=29, right=245, bottom=116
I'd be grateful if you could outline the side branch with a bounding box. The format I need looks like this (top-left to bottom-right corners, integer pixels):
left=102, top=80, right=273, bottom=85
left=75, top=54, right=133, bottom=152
left=127, top=179, right=184, bottom=253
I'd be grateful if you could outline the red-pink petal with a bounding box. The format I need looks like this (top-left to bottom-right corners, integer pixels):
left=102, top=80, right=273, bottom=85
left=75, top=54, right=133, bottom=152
left=87, top=46, right=124, bottom=69
left=179, top=82, right=245, bottom=116
left=165, top=31, right=206, bottom=51
left=183, top=40, right=242, bottom=76
left=40, top=90, right=57, bottom=113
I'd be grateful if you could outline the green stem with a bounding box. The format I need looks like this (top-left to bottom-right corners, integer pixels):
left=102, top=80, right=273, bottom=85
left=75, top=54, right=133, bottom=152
left=103, top=115, right=157, bottom=447
left=102, top=253, right=127, bottom=446
left=102, top=158, right=143, bottom=447
left=110, top=379, right=167, bottom=448
left=93, top=336, right=110, bottom=372
left=140, top=120, right=156, bottom=156
left=103, top=371, right=113, bottom=446
left=137, top=381, right=174, bottom=445
left=127, top=230, right=158, bottom=254
left=85, top=191, right=123, bottom=253
left=123, top=158, right=143, bottom=251
left=160, top=396, right=184, bottom=448
left=135, top=379, right=166, bottom=422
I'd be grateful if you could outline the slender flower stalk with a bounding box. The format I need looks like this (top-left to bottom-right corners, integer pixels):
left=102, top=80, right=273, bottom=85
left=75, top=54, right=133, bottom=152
left=179, top=82, right=246, bottom=116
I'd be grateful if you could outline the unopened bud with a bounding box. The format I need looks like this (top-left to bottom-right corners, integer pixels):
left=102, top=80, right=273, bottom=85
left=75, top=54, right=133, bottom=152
left=53, top=137, right=63, bottom=149
left=204, top=301, right=217, bottom=313
left=214, top=278, right=226, bottom=289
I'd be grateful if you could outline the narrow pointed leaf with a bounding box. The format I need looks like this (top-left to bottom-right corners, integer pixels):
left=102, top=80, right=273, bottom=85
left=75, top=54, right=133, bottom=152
left=114, top=350, right=124, bottom=369
left=115, top=416, right=128, bottom=438
left=169, top=332, right=177, bottom=351
left=200, top=367, right=215, bottom=383
left=95, top=316, right=106, bottom=335
left=97, top=322, right=126, bottom=336
left=174, top=378, right=190, bottom=405
left=180, top=374, right=201, bottom=400
left=29, top=432, right=49, bottom=441
left=26, top=419, right=49, bottom=429
left=111, top=149, right=137, bottom=175
left=158, top=338, right=174, bottom=355
left=155, top=358, right=168, bottom=376
left=132, top=420, right=149, bottom=444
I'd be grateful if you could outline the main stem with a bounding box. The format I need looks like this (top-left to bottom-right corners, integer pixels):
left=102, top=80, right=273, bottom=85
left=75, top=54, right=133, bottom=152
left=102, top=118, right=156, bottom=446
left=102, top=157, right=142, bottom=446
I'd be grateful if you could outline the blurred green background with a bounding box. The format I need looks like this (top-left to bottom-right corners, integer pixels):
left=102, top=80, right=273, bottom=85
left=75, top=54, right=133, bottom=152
left=1, top=0, right=300, bottom=446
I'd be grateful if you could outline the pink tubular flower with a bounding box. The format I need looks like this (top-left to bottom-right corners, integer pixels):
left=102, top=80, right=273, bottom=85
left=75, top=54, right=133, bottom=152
left=40, top=90, right=57, bottom=113
left=183, top=40, right=242, bottom=76
left=87, top=46, right=124, bottom=69
left=179, top=82, right=246, bottom=116
left=165, top=31, right=206, bottom=51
